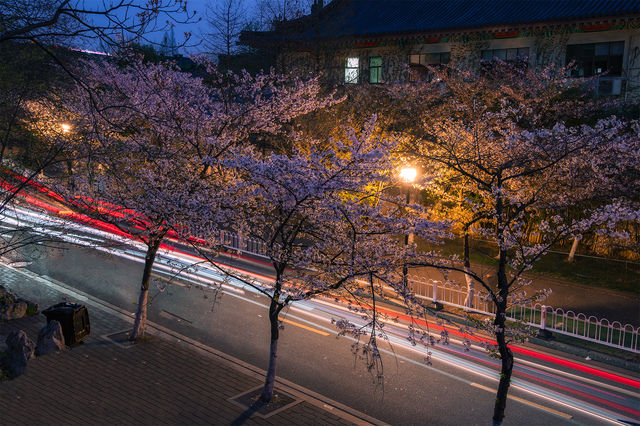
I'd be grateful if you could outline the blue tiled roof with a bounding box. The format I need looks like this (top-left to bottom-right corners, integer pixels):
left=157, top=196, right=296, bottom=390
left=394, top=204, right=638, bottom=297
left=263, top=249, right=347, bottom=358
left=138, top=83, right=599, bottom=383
left=243, top=0, right=640, bottom=43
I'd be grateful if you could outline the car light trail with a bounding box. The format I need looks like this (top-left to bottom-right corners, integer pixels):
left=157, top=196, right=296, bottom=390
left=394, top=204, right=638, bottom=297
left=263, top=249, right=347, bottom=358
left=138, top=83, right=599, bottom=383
left=516, top=358, right=640, bottom=399
left=512, top=346, right=640, bottom=388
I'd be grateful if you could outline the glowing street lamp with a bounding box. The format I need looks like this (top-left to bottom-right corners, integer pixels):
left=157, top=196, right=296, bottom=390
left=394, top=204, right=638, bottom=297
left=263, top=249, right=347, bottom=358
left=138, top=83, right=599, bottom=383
left=399, top=166, right=417, bottom=183
left=61, top=123, right=71, bottom=133
left=399, top=166, right=417, bottom=289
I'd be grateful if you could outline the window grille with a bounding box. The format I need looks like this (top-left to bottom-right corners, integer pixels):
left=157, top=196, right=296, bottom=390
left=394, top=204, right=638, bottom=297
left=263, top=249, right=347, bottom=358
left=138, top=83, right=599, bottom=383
left=345, top=57, right=359, bottom=83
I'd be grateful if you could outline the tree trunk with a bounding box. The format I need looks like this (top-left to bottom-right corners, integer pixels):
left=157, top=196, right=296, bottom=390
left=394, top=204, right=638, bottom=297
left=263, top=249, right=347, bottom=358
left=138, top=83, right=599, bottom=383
left=129, top=239, right=161, bottom=341
left=492, top=245, right=513, bottom=425
left=492, top=314, right=514, bottom=425
left=260, top=297, right=281, bottom=403
left=463, top=232, right=475, bottom=309
left=567, top=236, right=579, bottom=262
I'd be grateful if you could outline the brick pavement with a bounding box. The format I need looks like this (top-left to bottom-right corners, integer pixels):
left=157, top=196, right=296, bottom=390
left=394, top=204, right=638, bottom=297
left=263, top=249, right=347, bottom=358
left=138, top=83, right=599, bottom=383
left=0, top=264, right=383, bottom=425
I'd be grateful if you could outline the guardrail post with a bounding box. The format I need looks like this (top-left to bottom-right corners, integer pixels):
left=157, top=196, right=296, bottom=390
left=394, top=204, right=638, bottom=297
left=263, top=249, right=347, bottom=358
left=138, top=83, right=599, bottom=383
left=536, top=305, right=553, bottom=339
left=432, top=281, right=443, bottom=311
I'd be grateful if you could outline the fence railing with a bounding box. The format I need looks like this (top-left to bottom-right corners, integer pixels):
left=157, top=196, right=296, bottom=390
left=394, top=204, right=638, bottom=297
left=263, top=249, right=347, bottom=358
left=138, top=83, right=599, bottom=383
left=406, top=275, right=639, bottom=354
left=219, top=230, right=268, bottom=257
left=219, top=230, right=639, bottom=354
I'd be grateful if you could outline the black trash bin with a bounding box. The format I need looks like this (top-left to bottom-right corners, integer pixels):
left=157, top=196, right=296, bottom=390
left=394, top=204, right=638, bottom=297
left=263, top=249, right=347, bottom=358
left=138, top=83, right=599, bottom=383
left=42, top=302, right=90, bottom=346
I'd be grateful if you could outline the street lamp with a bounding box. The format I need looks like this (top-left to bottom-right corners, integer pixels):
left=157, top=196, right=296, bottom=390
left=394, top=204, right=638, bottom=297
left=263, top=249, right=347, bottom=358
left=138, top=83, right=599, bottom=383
left=400, top=166, right=417, bottom=289
left=399, top=167, right=417, bottom=184
left=61, top=123, right=71, bottom=133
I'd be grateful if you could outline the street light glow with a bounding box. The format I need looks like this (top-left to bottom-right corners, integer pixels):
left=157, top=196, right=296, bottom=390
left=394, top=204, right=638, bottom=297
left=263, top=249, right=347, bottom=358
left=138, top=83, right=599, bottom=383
left=61, top=123, right=71, bottom=133
left=399, top=167, right=417, bottom=183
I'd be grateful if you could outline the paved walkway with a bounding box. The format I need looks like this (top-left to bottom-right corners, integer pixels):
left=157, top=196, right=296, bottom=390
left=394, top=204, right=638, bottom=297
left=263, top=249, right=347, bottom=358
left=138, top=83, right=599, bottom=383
left=0, top=264, right=383, bottom=425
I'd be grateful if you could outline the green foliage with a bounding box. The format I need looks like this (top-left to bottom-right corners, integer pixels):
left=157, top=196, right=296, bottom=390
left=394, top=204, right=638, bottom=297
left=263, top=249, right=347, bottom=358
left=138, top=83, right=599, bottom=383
left=0, top=42, right=55, bottom=92
left=417, top=236, right=639, bottom=293
left=26, top=304, right=38, bottom=316
left=0, top=293, right=14, bottom=305
left=0, top=41, right=71, bottom=171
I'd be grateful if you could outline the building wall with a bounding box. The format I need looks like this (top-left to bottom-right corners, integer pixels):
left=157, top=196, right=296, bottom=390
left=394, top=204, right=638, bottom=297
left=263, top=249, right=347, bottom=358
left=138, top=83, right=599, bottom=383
left=283, top=44, right=412, bottom=84
left=279, top=24, right=640, bottom=97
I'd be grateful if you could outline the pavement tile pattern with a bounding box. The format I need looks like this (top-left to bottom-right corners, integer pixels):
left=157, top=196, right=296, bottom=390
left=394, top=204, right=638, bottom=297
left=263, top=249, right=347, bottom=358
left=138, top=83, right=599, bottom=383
left=0, top=265, right=366, bottom=425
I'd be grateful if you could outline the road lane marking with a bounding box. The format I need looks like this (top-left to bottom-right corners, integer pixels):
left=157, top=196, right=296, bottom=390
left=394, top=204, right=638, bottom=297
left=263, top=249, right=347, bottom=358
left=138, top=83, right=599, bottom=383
left=470, top=382, right=573, bottom=420
left=291, top=302, right=314, bottom=312
left=282, top=318, right=330, bottom=336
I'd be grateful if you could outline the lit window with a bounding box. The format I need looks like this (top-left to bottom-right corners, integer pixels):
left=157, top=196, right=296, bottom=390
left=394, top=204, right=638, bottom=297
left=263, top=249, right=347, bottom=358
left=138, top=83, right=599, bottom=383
left=345, top=57, right=359, bottom=84
left=369, top=56, right=382, bottom=83
left=566, top=41, right=624, bottom=77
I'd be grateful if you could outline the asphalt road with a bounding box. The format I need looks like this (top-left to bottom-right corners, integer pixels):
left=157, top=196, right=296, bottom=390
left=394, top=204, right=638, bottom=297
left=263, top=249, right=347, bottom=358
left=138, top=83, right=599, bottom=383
left=4, top=213, right=638, bottom=425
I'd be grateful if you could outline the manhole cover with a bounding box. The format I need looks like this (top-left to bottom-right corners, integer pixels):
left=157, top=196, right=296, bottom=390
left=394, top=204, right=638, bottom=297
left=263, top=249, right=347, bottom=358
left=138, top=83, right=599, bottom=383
left=229, top=385, right=299, bottom=419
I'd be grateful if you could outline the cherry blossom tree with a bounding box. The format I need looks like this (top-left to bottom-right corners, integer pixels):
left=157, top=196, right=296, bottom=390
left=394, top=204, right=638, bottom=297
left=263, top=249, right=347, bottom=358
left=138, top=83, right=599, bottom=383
left=193, top=57, right=338, bottom=176
left=389, top=62, right=640, bottom=425
left=194, top=118, right=441, bottom=403
left=43, top=54, right=339, bottom=341
left=41, top=58, right=216, bottom=340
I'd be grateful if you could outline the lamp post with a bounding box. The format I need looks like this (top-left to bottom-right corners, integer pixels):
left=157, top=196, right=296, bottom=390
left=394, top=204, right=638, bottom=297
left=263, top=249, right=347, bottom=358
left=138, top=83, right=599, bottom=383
left=399, top=167, right=416, bottom=289
left=59, top=123, right=74, bottom=177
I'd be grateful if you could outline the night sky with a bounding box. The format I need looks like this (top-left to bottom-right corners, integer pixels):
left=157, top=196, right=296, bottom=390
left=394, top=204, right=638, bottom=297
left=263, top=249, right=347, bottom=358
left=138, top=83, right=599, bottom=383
left=82, top=0, right=264, bottom=54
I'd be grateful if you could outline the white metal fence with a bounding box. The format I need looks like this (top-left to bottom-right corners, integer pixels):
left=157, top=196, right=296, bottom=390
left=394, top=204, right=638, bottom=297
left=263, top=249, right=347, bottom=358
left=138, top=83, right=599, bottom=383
left=219, top=230, right=268, bottom=257
left=406, top=275, right=639, bottom=354
left=219, top=231, right=639, bottom=354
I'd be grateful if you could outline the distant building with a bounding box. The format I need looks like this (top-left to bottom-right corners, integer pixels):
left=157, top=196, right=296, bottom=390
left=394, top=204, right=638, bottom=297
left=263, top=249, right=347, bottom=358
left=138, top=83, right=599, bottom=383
left=240, top=0, right=640, bottom=97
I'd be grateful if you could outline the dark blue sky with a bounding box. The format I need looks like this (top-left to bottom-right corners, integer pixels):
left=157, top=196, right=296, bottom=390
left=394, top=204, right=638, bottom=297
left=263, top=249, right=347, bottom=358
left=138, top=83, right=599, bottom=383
left=83, top=0, right=319, bottom=54
left=82, top=0, right=252, bottom=54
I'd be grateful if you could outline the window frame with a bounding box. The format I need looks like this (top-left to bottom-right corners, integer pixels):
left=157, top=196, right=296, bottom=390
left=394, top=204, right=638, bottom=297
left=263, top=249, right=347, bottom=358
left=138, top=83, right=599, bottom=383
left=344, top=57, right=359, bottom=84
left=481, top=47, right=530, bottom=62
left=565, top=41, right=624, bottom=78
left=409, top=52, right=450, bottom=82
left=369, top=56, right=382, bottom=84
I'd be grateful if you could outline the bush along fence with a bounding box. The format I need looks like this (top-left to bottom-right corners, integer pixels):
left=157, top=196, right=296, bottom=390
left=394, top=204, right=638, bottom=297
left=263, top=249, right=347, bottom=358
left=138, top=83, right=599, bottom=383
left=219, top=231, right=639, bottom=354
